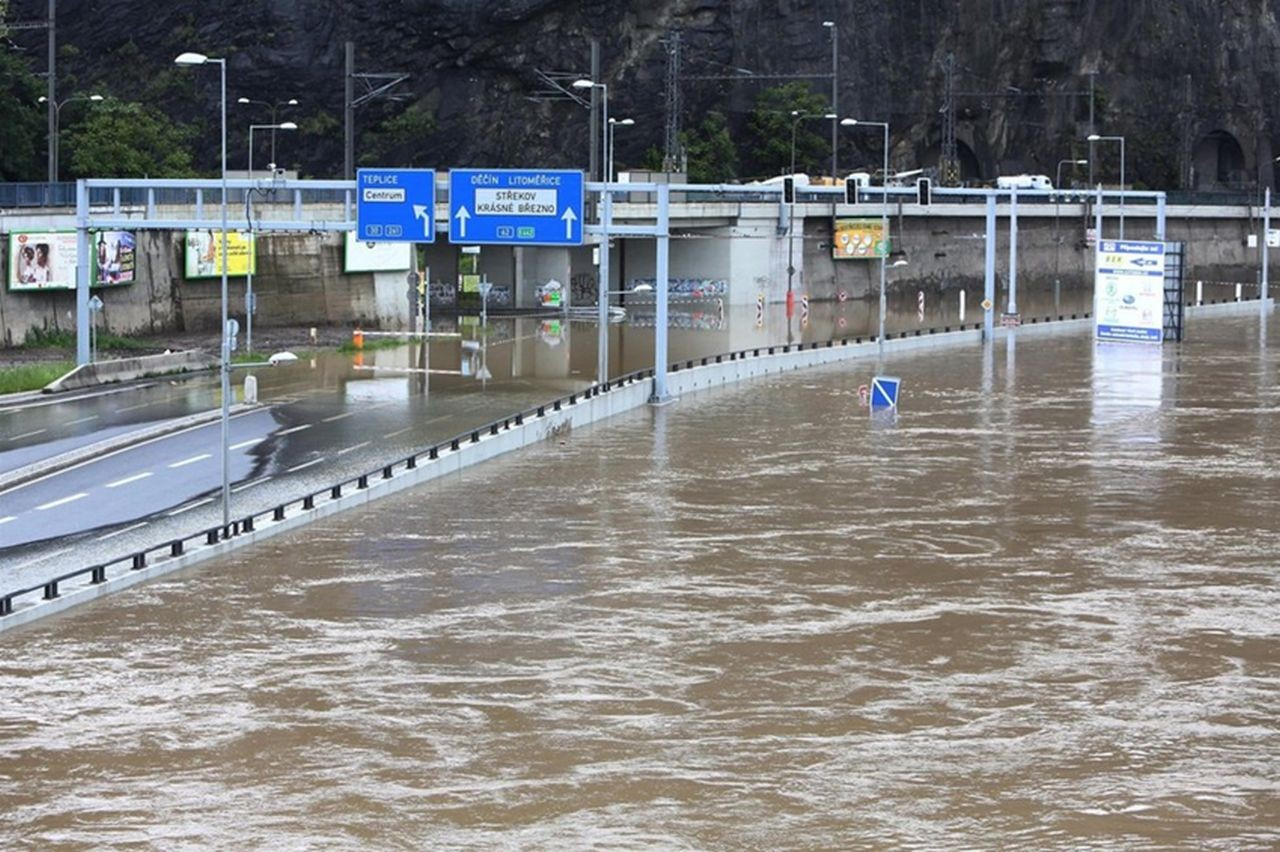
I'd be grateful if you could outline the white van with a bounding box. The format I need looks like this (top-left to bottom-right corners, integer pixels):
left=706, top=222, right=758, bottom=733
left=996, top=174, right=1053, bottom=190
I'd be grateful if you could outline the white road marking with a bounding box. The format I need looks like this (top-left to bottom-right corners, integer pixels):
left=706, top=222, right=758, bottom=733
left=66, top=415, right=100, bottom=426
left=0, top=515, right=15, bottom=525
left=230, top=438, right=264, bottom=450
left=115, top=400, right=162, bottom=413
left=36, top=492, right=88, bottom=511
left=232, top=476, right=272, bottom=493
left=168, top=453, right=212, bottom=469
left=105, top=471, right=154, bottom=488
left=12, top=547, right=72, bottom=572
left=97, top=521, right=149, bottom=541
left=321, top=411, right=357, bottom=422
left=336, top=441, right=371, bottom=456
left=168, top=497, right=214, bottom=516
left=9, top=429, right=46, bottom=441
left=382, top=427, right=413, bottom=439
left=276, top=424, right=313, bottom=436
left=285, top=457, right=325, bottom=473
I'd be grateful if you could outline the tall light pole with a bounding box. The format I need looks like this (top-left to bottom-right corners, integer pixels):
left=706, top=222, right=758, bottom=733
left=237, top=96, right=299, bottom=170
left=574, top=78, right=611, bottom=385
left=1056, top=158, right=1087, bottom=190
left=845, top=118, right=890, bottom=345
left=1088, top=133, right=1125, bottom=239
left=37, top=93, right=102, bottom=182
left=607, top=117, right=634, bottom=183
left=176, top=50, right=232, bottom=531
left=244, top=121, right=296, bottom=357
left=789, top=111, right=837, bottom=176
left=823, top=20, right=838, bottom=180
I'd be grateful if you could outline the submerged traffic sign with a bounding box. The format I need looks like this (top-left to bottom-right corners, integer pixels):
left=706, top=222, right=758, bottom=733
left=870, top=376, right=901, bottom=412
left=356, top=168, right=436, bottom=243
left=448, top=169, right=584, bottom=245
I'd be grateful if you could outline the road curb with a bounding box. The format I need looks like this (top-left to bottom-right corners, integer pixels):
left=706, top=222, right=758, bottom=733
left=0, top=403, right=263, bottom=494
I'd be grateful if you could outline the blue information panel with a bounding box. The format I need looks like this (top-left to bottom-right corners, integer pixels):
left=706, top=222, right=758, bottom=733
left=448, top=169, right=584, bottom=246
left=356, top=168, right=436, bottom=243
left=1094, top=240, right=1165, bottom=344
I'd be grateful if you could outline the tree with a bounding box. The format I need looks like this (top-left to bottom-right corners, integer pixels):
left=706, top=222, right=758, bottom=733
left=62, top=99, right=196, bottom=178
left=681, top=112, right=737, bottom=183
left=744, top=82, right=830, bottom=178
left=0, top=46, right=44, bottom=180
left=359, top=105, right=437, bottom=167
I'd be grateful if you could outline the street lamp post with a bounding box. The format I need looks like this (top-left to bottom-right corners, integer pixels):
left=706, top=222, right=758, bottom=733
left=789, top=111, right=837, bottom=177
left=243, top=121, right=296, bottom=357
left=176, top=50, right=232, bottom=531
left=823, top=20, right=838, bottom=179
left=237, top=97, right=299, bottom=171
left=844, top=118, right=891, bottom=345
left=607, top=117, right=634, bottom=183
left=574, top=78, right=611, bottom=385
left=1056, top=158, right=1088, bottom=191
left=37, top=93, right=103, bottom=182
left=1088, top=134, right=1125, bottom=238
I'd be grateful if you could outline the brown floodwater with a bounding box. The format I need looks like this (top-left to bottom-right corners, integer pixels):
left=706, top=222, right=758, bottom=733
left=1, top=313, right=1277, bottom=848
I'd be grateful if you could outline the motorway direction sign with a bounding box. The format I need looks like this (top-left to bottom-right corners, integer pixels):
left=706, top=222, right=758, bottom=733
left=448, top=169, right=584, bottom=246
left=356, top=168, right=436, bottom=243
left=1094, top=239, right=1165, bottom=344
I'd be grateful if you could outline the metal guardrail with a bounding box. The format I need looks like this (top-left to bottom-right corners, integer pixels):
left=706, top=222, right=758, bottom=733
left=0, top=307, right=1148, bottom=621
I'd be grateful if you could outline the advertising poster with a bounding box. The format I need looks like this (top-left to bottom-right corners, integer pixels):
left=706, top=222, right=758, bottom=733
left=1094, top=240, right=1165, bottom=344
left=184, top=230, right=257, bottom=278
left=8, top=231, right=78, bottom=291
left=95, top=230, right=136, bottom=286
left=343, top=231, right=413, bottom=273
left=832, top=218, right=888, bottom=260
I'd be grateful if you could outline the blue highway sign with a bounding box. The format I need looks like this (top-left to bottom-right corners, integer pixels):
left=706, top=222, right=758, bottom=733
left=870, top=376, right=901, bottom=411
left=356, top=168, right=436, bottom=243
left=449, top=169, right=584, bottom=246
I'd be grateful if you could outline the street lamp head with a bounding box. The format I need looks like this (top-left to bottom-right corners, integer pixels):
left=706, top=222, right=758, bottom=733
left=823, top=113, right=837, bottom=120
left=1087, top=133, right=1102, bottom=141
left=237, top=97, right=251, bottom=104
left=1073, top=158, right=1088, bottom=164
left=174, top=51, right=210, bottom=66
left=619, top=118, right=635, bottom=126
left=37, top=96, right=48, bottom=103
left=278, top=121, right=298, bottom=130
left=572, top=79, right=597, bottom=89
left=88, top=95, right=104, bottom=102
left=822, top=20, right=835, bottom=27
left=286, top=98, right=299, bottom=106
left=840, top=117, right=856, bottom=126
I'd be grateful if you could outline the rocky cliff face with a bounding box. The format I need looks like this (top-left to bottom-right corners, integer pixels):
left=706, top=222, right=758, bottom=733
left=12, top=0, right=1280, bottom=189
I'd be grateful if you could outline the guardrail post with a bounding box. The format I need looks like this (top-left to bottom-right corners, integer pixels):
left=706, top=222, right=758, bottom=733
left=382, top=466, right=393, bottom=479
left=132, top=553, right=146, bottom=570
left=44, top=581, right=59, bottom=600
left=358, top=475, right=368, bottom=489
left=331, top=484, right=343, bottom=499
left=0, top=597, right=11, bottom=616
left=207, top=530, right=219, bottom=545
left=91, top=566, right=106, bottom=584
left=274, top=505, right=286, bottom=521
left=303, top=495, right=314, bottom=510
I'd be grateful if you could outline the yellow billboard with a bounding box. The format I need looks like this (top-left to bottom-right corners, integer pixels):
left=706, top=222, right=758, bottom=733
left=184, top=230, right=257, bottom=278
left=832, top=218, right=888, bottom=260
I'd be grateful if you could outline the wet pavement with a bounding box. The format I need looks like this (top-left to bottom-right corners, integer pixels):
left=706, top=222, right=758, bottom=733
left=1, top=308, right=1275, bottom=847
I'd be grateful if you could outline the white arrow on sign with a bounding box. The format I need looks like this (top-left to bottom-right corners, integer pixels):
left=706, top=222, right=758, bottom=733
left=455, top=205, right=471, bottom=239
left=561, top=207, right=577, bottom=240
left=413, top=204, right=430, bottom=238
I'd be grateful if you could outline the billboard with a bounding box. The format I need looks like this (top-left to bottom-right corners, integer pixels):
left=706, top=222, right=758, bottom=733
left=8, top=231, right=78, bottom=290
left=184, top=230, right=257, bottom=278
left=1094, top=240, right=1165, bottom=344
left=95, top=230, right=136, bottom=286
left=343, top=231, right=413, bottom=273
left=832, top=218, right=888, bottom=260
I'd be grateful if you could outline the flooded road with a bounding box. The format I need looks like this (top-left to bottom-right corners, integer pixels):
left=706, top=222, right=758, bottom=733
left=2, top=312, right=1277, bottom=847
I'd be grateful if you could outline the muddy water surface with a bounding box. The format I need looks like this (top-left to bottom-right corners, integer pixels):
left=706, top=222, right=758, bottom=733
left=1, top=315, right=1277, bottom=848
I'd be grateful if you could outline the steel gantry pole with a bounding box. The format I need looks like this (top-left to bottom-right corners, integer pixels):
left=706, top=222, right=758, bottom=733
left=823, top=20, right=838, bottom=180
left=983, top=193, right=997, bottom=342
left=651, top=183, right=671, bottom=403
